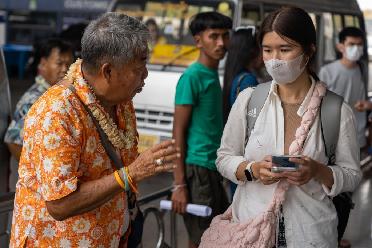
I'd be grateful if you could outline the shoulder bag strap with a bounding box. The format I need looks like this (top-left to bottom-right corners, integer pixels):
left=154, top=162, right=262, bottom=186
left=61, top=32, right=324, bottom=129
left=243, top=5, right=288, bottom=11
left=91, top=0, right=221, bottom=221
left=235, top=72, right=249, bottom=97
left=68, top=84, right=124, bottom=170
left=320, top=89, right=343, bottom=165
left=245, top=82, right=271, bottom=145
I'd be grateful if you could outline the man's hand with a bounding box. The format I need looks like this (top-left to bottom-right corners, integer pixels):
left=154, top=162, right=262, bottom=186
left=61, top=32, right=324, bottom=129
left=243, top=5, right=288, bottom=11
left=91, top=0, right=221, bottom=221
left=128, top=139, right=179, bottom=182
left=354, top=100, right=372, bottom=112
left=171, top=186, right=188, bottom=214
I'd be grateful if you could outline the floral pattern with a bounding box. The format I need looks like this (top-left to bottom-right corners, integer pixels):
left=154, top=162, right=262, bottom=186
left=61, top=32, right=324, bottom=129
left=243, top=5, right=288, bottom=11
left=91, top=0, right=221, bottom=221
left=4, top=75, right=50, bottom=145
left=9, top=63, right=139, bottom=247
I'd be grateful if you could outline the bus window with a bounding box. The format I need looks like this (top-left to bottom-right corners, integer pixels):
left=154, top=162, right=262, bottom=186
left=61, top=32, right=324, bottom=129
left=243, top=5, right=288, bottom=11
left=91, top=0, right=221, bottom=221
left=333, top=14, right=343, bottom=35
left=345, top=15, right=357, bottom=27
left=241, top=4, right=260, bottom=26
left=323, top=13, right=336, bottom=61
left=114, top=0, right=235, bottom=67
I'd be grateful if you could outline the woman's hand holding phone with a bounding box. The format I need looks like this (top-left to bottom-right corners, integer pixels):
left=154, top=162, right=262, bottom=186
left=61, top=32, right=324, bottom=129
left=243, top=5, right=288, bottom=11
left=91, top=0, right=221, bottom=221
left=252, top=155, right=283, bottom=185
left=280, top=156, right=320, bottom=186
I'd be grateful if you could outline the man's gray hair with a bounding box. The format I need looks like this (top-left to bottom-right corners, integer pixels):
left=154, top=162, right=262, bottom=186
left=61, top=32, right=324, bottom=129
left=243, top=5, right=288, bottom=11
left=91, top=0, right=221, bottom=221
left=81, top=12, right=149, bottom=71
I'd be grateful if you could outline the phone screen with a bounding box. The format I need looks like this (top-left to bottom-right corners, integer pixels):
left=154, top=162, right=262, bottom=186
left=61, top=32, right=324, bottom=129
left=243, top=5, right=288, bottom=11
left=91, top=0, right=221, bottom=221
left=272, top=156, right=299, bottom=172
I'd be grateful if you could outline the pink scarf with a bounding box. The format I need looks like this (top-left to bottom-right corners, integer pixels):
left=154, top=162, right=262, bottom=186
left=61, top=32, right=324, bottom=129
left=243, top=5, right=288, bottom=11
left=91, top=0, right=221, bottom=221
left=199, top=82, right=327, bottom=248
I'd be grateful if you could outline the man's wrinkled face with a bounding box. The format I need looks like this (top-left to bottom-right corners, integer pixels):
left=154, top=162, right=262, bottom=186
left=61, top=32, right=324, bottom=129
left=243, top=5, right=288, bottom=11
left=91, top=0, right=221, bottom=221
left=194, top=28, right=230, bottom=60
left=38, top=48, right=74, bottom=85
left=106, top=51, right=149, bottom=104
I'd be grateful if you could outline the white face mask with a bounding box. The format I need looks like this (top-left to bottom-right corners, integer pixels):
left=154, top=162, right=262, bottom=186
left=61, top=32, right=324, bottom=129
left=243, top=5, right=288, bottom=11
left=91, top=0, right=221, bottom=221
left=264, top=54, right=307, bottom=84
left=345, top=45, right=363, bottom=62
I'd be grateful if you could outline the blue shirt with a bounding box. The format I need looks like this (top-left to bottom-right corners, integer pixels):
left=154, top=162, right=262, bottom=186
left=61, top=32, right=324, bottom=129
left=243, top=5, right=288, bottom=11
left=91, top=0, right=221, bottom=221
left=229, top=71, right=258, bottom=107
left=4, top=76, right=50, bottom=145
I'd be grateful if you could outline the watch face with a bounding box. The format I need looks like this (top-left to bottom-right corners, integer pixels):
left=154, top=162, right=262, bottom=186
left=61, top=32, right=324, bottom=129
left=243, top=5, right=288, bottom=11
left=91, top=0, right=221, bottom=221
left=244, top=169, right=252, bottom=181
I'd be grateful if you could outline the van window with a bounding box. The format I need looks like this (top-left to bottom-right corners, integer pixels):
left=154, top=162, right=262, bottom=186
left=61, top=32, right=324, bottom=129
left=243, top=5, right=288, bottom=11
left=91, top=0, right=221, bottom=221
left=114, top=0, right=235, bottom=67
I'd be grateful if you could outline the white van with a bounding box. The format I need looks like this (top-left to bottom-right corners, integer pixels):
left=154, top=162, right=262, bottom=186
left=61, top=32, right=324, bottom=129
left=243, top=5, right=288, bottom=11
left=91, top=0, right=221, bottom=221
left=108, top=0, right=368, bottom=151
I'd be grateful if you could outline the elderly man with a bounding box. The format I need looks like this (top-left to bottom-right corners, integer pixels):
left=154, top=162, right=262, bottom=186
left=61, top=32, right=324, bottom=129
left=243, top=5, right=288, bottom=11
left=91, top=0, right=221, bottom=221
left=9, top=13, right=178, bottom=247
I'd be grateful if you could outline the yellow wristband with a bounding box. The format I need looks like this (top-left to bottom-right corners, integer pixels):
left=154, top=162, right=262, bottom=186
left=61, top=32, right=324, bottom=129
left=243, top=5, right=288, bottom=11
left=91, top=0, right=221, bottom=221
left=114, top=170, right=125, bottom=189
left=125, top=167, right=138, bottom=193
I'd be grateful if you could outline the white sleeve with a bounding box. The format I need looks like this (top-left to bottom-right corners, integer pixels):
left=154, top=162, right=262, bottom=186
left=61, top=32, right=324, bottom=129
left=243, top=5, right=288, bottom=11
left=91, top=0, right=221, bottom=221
left=216, top=88, right=254, bottom=184
left=322, top=102, right=363, bottom=196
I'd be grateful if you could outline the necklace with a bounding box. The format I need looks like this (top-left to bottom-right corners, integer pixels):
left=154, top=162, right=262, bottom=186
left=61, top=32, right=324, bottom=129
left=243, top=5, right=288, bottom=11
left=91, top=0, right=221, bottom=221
left=65, top=59, right=137, bottom=150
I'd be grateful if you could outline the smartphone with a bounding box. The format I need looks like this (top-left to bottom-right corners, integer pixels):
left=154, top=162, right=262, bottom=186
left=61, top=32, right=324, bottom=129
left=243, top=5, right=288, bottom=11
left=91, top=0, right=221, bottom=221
left=271, top=155, right=302, bottom=173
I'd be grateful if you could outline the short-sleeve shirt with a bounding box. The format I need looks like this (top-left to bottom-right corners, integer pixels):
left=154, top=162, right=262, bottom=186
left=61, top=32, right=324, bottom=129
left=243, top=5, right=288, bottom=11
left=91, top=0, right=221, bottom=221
left=4, top=76, right=50, bottom=145
left=319, top=60, right=366, bottom=147
left=175, top=62, right=223, bottom=170
left=9, top=77, right=138, bottom=248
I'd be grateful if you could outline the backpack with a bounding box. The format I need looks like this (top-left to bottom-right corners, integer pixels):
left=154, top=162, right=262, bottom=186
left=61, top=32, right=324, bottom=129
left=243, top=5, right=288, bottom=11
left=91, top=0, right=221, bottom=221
left=245, top=82, right=354, bottom=242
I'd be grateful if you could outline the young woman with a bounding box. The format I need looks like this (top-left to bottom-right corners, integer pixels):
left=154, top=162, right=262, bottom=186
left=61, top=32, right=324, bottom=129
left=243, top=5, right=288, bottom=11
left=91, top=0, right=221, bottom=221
left=222, top=28, right=260, bottom=124
left=200, top=7, right=362, bottom=248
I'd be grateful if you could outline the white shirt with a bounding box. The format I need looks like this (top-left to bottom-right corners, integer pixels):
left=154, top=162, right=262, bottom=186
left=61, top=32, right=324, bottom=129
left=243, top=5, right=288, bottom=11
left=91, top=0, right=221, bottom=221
left=217, top=80, right=362, bottom=248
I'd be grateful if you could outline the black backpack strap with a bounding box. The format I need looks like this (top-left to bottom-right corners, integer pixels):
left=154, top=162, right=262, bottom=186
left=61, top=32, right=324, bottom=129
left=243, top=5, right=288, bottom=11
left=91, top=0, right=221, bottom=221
left=320, top=90, right=343, bottom=165
left=245, top=82, right=271, bottom=145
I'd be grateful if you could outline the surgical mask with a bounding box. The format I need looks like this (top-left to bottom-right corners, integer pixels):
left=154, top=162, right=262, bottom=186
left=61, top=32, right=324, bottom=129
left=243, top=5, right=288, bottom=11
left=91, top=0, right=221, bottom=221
left=345, top=45, right=363, bottom=62
left=264, top=54, right=307, bottom=84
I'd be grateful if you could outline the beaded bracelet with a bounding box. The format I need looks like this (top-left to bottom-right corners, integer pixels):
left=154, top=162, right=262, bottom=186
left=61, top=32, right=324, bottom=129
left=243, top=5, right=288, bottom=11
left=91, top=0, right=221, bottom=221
left=120, top=167, right=130, bottom=192
left=114, top=170, right=125, bottom=189
left=124, top=167, right=139, bottom=194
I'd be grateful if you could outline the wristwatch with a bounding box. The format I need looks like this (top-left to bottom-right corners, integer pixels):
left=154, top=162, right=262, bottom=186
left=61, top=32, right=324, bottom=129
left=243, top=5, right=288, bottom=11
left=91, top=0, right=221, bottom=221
left=244, top=161, right=256, bottom=181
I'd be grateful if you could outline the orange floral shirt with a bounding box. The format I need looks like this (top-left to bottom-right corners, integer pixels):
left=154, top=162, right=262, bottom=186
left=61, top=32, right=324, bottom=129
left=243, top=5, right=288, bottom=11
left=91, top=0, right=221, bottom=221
left=10, top=77, right=138, bottom=248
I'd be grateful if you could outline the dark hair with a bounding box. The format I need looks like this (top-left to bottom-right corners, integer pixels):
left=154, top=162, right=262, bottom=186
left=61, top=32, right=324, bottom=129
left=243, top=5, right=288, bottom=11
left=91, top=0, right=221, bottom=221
left=145, top=18, right=157, bottom=28
left=258, top=7, right=318, bottom=79
left=339, top=26, right=364, bottom=43
left=189, top=11, right=232, bottom=36
left=223, top=29, right=259, bottom=123
left=30, top=38, right=73, bottom=76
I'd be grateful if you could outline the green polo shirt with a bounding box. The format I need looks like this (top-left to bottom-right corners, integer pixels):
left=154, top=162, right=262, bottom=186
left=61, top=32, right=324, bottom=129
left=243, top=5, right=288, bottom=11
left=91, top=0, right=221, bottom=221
left=175, top=62, right=223, bottom=171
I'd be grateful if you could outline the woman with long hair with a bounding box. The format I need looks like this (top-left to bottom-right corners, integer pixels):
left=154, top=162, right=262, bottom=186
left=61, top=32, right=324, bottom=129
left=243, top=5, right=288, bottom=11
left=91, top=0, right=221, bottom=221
left=200, top=7, right=362, bottom=247
left=223, top=28, right=260, bottom=124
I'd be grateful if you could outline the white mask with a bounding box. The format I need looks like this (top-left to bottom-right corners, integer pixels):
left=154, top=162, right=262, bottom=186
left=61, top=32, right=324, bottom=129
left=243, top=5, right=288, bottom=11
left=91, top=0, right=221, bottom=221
left=264, top=54, right=307, bottom=84
left=345, top=45, right=363, bottom=62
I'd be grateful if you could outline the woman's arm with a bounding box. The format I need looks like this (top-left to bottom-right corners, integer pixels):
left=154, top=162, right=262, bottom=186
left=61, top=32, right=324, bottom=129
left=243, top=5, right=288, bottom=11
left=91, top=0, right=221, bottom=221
left=217, top=88, right=254, bottom=183
left=324, top=103, right=362, bottom=195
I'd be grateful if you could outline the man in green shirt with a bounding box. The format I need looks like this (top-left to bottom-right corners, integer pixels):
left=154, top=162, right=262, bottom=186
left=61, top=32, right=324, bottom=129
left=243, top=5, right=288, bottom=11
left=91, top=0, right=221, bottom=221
left=171, top=12, right=232, bottom=247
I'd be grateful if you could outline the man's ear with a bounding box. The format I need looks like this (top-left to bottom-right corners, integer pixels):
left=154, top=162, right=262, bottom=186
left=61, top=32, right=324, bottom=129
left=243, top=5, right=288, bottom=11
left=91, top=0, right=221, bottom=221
left=101, top=63, right=112, bottom=83
left=194, top=34, right=202, bottom=48
left=38, top=57, right=47, bottom=72
left=336, top=43, right=345, bottom=53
